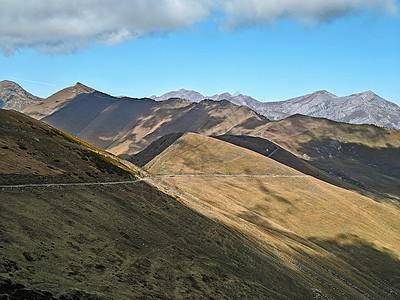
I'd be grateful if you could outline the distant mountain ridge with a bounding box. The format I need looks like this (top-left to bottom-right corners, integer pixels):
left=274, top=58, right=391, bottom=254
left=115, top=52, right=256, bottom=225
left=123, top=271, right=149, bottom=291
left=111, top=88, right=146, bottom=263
left=1, top=81, right=399, bottom=129
left=258, top=90, right=400, bottom=130
left=152, top=89, right=400, bottom=129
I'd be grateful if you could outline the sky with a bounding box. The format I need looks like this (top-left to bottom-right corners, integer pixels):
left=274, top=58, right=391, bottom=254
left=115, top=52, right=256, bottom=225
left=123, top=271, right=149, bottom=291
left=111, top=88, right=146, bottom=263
left=0, top=0, right=399, bottom=105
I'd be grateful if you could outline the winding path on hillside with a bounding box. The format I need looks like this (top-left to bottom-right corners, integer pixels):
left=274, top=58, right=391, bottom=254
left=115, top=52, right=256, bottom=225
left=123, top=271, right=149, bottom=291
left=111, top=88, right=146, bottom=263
left=0, top=179, right=142, bottom=189
left=157, top=174, right=309, bottom=178
left=0, top=173, right=311, bottom=189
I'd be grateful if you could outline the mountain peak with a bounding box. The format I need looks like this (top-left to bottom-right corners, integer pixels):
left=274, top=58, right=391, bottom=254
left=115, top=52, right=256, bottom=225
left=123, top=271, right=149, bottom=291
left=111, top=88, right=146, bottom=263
left=69, top=82, right=95, bottom=94
left=350, top=90, right=378, bottom=99
left=315, top=90, right=329, bottom=94
left=0, top=80, right=41, bottom=111
left=361, top=90, right=376, bottom=96
left=312, top=90, right=336, bottom=97
left=152, top=89, right=205, bottom=102
left=219, top=92, right=233, bottom=98
left=0, top=80, right=22, bottom=89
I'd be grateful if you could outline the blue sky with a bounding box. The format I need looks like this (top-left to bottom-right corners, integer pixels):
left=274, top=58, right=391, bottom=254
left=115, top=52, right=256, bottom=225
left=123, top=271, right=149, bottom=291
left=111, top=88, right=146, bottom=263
left=1, top=0, right=399, bottom=104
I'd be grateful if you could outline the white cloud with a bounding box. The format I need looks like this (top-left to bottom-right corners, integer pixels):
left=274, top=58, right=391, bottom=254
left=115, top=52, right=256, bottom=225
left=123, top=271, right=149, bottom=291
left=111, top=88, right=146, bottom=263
left=0, top=0, right=396, bottom=55
left=0, top=0, right=211, bottom=55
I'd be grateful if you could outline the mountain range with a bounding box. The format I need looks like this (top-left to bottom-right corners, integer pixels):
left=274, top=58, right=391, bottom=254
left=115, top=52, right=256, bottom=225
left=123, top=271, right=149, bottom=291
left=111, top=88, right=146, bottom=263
left=1, top=109, right=400, bottom=299
left=1, top=79, right=400, bottom=298
left=1, top=80, right=400, bottom=129
left=152, top=88, right=400, bottom=129
left=1, top=81, right=399, bottom=203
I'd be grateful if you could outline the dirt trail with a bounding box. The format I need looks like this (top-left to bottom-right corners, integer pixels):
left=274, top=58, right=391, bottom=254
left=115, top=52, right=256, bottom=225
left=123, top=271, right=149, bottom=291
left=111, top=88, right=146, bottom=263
left=157, top=174, right=309, bottom=178
left=0, top=179, right=142, bottom=189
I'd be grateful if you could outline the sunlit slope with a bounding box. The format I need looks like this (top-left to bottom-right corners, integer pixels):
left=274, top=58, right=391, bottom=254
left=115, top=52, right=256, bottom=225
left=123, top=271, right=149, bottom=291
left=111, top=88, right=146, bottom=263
left=145, top=133, right=400, bottom=254
left=145, top=133, right=400, bottom=298
left=145, top=132, right=300, bottom=176
left=238, top=114, right=400, bottom=201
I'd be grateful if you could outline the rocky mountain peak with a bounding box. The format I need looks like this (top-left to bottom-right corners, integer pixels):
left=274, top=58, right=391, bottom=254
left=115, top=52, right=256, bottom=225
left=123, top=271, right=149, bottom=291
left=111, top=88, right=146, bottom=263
left=0, top=80, right=42, bottom=111
left=72, top=82, right=95, bottom=93
left=0, top=80, right=19, bottom=87
left=311, top=90, right=337, bottom=98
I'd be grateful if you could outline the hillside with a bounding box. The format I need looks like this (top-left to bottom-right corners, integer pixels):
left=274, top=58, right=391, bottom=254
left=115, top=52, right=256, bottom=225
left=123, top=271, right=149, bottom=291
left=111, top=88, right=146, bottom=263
left=0, top=109, right=329, bottom=299
left=213, top=134, right=354, bottom=190
left=0, top=80, right=42, bottom=111
left=41, top=95, right=267, bottom=156
left=245, top=115, right=400, bottom=202
left=144, top=132, right=400, bottom=298
left=0, top=109, right=136, bottom=185
left=1, top=109, right=400, bottom=298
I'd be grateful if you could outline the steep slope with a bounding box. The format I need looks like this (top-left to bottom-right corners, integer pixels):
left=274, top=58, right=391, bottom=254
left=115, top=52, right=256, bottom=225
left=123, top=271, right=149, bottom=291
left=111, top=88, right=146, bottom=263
left=152, top=88, right=400, bottom=129
left=109, top=99, right=268, bottom=156
left=144, top=132, right=400, bottom=298
left=22, top=82, right=95, bottom=119
left=0, top=109, right=326, bottom=299
left=0, top=80, right=42, bottom=111
left=0, top=109, right=136, bottom=185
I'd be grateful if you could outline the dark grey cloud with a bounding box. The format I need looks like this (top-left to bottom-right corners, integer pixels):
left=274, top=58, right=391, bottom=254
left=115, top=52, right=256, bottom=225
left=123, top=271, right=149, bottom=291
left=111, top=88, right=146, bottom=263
left=0, top=0, right=396, bottom=55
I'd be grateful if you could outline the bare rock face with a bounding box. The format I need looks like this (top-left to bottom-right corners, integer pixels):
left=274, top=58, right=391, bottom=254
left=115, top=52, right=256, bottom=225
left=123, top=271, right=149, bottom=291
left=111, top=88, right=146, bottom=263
left=258, top=90, right=400, bottom=129
left=153, top=89, right=400, bottom=129
left=0, top=80, right=42, bottom=111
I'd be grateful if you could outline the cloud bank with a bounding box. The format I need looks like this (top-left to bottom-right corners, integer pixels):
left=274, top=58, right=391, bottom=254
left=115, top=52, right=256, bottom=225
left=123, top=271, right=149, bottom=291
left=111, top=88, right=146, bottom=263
left=0, top=0, right=397, bottom=55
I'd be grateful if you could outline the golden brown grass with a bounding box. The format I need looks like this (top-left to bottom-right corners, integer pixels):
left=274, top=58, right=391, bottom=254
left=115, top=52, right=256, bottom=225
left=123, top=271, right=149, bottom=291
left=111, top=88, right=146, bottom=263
left=146, top=133, right=300, bottom=176
left=146, top=133, right=400, bottom=259
left=163, top=176, right=400, bottom=257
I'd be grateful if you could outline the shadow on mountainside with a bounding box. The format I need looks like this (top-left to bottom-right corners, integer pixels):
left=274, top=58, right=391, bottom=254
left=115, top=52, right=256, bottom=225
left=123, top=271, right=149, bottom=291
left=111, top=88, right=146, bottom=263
left=214, top=134, right=400, bottom=202
left=298, top=139, right=400, bottom=201
left=306, top=235, right=400, bottom=299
